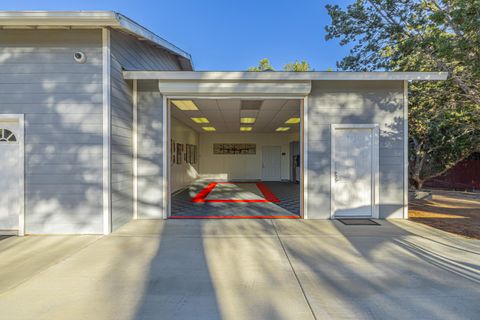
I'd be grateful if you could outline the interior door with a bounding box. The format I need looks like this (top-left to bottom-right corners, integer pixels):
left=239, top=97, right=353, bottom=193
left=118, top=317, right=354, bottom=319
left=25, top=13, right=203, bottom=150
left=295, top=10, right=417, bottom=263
left=262, top=146, right=281, bottom=181
left=332, top=127, right=376, bottom=217
left=0, top=124, right=20, bottom=230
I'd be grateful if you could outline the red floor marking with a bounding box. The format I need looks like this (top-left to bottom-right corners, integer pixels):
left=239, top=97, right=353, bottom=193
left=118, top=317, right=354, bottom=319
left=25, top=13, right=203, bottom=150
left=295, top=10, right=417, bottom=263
left=169, top=215, right=300, bottom=219
left=191, top=182, right=217, bottom=203
left=255, top=182, right=280, bottom=202
left=190, top=181, right=280, bottom=203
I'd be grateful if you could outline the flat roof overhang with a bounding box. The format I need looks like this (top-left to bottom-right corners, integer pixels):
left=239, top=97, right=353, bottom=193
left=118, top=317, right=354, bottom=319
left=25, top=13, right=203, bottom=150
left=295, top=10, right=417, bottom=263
left=124, top=71, right=448, bottom=97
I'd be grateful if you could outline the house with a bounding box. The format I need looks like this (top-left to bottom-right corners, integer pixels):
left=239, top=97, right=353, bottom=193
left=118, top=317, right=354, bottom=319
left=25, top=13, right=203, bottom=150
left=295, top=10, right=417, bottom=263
left=0, top=11, right=447, bottom=235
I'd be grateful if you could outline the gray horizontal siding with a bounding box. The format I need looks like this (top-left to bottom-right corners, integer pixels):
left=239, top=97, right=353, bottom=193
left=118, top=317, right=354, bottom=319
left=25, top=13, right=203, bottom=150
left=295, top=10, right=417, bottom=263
left=137, top=89, right=165, bottom=218
left=109, top=30, right=185, bottom=229
left=307, top=80, right=405, bottom=219
left=0, top=29, right=103, bottom=234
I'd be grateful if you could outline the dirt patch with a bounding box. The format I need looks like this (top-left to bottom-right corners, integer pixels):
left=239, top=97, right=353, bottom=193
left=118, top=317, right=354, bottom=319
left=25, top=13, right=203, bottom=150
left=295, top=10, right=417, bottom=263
left=409, top=190, right=480, bottom=239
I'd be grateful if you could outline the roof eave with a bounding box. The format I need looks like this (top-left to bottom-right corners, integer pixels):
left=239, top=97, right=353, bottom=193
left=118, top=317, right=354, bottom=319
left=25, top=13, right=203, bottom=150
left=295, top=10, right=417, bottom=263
left=122, top=71, right=448, bottom=81
left=0, top=11, right=193, bottom=70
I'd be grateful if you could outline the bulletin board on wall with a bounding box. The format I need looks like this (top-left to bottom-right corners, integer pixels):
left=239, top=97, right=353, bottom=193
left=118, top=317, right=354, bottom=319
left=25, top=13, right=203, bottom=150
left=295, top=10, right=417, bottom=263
left=213, top=143, right=256, bottom=155
left=171, top=139, right=197, bottom=165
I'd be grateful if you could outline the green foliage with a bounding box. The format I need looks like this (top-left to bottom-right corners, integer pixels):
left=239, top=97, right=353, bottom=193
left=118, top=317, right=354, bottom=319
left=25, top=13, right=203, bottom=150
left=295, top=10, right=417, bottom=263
left=248, top=58, right=275, bottom=71
left=325, top=0, right=480, bottom=188
left=248, top=58, right=312, bottom=72
left=283, top=60, right=312, bottom=71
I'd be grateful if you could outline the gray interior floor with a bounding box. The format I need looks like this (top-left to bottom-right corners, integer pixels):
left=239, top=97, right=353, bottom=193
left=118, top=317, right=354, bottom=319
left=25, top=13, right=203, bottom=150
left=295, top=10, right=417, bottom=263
left=0, top=219, right=479, bottom=320
left=171, top=180, right=300, bottom=217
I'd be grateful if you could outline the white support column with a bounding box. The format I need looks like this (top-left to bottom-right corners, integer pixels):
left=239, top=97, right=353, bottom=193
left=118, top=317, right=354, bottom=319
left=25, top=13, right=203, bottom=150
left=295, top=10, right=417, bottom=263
left=403, top=80, right=409, bottom=219
left=302, top=96, right=309, bottom=219
left=102, top=28, right=112, bottom=234
left=162, top=95, right=170, bottom=219
left=133, top=79, right=138, bottom=219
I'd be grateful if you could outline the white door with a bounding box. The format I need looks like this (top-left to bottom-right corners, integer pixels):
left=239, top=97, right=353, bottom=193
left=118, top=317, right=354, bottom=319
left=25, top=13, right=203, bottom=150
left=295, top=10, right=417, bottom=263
left=0, top=123, right=21, bottom=230
left=262, top=146, right=281, bottom=181
left=332, top=126, right=378, bottom=217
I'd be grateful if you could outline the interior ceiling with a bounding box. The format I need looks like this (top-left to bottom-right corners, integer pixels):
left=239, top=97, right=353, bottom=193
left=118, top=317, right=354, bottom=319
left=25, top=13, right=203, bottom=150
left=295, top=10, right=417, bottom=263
left=170, top=99, right=301, bottom=133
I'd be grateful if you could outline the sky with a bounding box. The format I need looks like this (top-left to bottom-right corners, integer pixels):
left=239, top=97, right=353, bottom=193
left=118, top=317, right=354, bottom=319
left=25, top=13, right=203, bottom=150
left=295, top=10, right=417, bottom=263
left=3, top=0, right=352, bottom=71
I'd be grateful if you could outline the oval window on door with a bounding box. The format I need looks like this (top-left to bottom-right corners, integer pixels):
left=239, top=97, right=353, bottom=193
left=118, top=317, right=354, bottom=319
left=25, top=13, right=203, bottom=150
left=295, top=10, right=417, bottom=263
left=0, top=129, right=17, bottom=142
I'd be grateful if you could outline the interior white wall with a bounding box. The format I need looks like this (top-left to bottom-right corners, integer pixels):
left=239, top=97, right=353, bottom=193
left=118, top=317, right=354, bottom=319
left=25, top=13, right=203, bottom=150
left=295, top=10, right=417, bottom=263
left=171, top=117, right=199, bottom=192
left=198, top=132, right=299, bottom=181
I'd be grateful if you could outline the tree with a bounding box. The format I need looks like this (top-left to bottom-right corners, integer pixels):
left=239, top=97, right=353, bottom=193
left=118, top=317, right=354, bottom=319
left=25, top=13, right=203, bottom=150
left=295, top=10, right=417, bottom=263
left=325, top=0, right=480, bottom=189
left=248, top=58, right=275, bottom=71
left=284, top=60, right=311, bottom=71
left=248, top=58, right=312, bottom=72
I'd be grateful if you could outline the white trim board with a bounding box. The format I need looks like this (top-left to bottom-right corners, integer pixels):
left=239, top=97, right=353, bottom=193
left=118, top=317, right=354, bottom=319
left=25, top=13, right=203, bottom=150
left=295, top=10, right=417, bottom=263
left=124, top=71, right=448, bottom=81
left=330, top=124, right=380, bottom=219
left=133, top=79, right=138, bottom=220
left=102, top=28, right=112, bottom=234
left=403, top=81, right=409, bottom=219
left=301, top=97, right=308, bottom=219
left=163, top=95, right=169, bottom=219
left=163, top=95, right=307, bottom=219
left=0, top=114, right=25, bottom=236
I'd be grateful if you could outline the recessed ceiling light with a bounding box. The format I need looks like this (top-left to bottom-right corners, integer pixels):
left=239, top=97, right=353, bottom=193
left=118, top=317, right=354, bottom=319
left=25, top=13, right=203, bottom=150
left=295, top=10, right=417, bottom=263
left=240, top=117, right=256, bottom=124
left=285, top=117, right=301, bottom=124
left=171, top=100, right=198, bottom=111
left=240, top=127, right=253, bottom=132
left=275, top=127, right=291, bottom=132
left=191, top=117, right=209, bottom=123
left=202, top=127, right=216, bottom=131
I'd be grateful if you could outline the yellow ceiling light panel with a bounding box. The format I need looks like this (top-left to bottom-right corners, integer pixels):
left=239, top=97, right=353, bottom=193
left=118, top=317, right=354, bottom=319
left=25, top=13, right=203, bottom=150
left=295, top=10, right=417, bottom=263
left=240, top=127, right=253, bottom=132
left=171, top=100, right=199, bottom=111
left=275, top=127, right=291, bottom=132
left=240, top=117, right=256, bottom=124
left=191, top=117, right=209, bottom=124
left=202, top=127, right=216, bottom=131
left=285, top=117, right=301, bottom=124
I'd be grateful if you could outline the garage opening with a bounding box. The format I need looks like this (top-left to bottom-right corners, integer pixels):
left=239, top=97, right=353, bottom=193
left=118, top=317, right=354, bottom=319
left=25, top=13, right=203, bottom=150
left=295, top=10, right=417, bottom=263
left=168, top=98, right=302, bottom=219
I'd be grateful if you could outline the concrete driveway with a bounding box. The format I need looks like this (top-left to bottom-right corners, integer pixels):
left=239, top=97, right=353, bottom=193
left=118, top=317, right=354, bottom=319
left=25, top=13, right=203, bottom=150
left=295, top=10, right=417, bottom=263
left=0, top=219, right=479, bottom=320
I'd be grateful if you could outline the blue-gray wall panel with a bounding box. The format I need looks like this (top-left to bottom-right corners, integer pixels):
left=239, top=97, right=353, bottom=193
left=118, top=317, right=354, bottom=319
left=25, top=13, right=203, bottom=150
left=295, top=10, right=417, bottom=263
left=307, top=80, right=405, bottom=219
left=0, top=29, right=103, bottom=234
left=109, top=30, right=184, bottom=230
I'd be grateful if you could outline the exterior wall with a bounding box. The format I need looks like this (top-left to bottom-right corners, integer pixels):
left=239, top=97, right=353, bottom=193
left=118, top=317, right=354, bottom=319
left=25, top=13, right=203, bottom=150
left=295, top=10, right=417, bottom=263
left=136, top=81, right=165, bottom=218
left=199, top=133, right=299, bottom=181
left=307, top=80, right=405, bottom=219
left=171, top=117, right=199, bottom=192
left=0, top=29, right=104, bottom=233
left=109, top=30, right=185, bottom=229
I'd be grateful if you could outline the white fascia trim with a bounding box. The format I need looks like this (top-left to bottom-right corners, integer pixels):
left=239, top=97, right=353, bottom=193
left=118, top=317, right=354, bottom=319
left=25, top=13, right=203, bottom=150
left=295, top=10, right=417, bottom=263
left=123, top=71, right=448, bottom=81
left=114, top=13, right=192, bottom=62
left=102, top=28, right=112, bottom=235
left=0, top=11, right=118, bottom=26
left=158, top=80, right=312, bottom=97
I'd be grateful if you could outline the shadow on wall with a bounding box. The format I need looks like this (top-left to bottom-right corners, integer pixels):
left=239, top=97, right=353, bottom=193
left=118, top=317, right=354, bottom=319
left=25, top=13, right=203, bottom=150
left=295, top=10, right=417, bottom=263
left=0, top=30, right=164, bottom=233
left=307, top=81, right=405, bottom=219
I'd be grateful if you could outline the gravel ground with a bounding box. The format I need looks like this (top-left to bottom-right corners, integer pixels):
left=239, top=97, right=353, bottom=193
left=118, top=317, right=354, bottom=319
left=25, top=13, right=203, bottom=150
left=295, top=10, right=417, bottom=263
left=409, top=189, right=480, bottom=239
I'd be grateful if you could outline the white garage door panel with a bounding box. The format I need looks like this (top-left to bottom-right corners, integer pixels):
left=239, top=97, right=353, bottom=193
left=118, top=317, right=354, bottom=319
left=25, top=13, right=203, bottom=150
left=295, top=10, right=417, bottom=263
left=0, top=124, right=21, bottom=230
